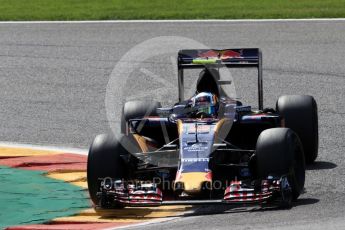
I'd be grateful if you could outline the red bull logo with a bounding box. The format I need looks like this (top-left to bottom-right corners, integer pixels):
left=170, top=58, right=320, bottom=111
left=198, top=49, right=242, bottom=60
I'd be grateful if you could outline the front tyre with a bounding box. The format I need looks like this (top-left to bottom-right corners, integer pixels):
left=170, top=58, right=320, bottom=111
left=256, top=128, right=305, bottom=200
left=87, top=134, right=128, bottom=207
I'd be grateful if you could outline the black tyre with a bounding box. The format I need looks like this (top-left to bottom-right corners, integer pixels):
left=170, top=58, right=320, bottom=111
left=121, top=100, right=162, bottom=133
left=276, top=95, right=318, bottom=163
left=87, top=134, right=128, bottom=206
left=256, top=128, right=305, bottom=200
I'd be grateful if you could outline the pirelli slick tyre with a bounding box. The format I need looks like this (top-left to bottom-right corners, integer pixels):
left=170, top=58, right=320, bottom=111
left=276, top=95, right=318, bottom=164
left=256, top=128, right=305, bottom=200
left=87, top=134, right=128, bottom=207
left=121, top=100, right=162, bottom=133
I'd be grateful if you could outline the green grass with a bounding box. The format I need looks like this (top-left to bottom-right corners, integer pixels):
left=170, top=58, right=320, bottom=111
left=0, top=0, right=345, bottom=20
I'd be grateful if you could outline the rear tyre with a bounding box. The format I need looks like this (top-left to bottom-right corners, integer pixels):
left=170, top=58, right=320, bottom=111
left=256, top=128, right=305, bottom=200
left=121, top=100, right=162, bottom=133
left=276, top=95, right=318, bottom=163
left=87, top=134, right=128, bottom=207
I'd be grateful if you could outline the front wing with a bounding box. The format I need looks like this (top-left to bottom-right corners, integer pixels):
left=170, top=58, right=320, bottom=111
left=97, top=176, right=292, bottom=208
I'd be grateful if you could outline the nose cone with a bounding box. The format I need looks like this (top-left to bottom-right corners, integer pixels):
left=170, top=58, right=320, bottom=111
left=174, top=172, right=212, bottom=194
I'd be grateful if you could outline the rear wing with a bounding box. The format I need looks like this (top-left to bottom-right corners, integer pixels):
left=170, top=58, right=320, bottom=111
left=178, top=48, right=260, bottom=68
left=177, top=48, right=263, bottom=110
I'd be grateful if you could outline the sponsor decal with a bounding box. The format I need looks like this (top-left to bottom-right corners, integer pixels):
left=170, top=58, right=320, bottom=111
left=183, top=143, right=208, bottom=152
left=198, top=50, right=243, bottom=60
left=192, top=50, right=244, bottom=64
left=181, top=158, right=209, bottom=162
left=187, top=125, right=211, bottom=134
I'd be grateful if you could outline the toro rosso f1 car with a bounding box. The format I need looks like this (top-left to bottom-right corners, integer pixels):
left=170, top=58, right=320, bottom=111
left=87, top=48, right=318, bottom=209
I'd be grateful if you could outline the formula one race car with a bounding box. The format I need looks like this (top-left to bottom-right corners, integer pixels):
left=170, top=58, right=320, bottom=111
left=87, top=48, right=318, bottom=209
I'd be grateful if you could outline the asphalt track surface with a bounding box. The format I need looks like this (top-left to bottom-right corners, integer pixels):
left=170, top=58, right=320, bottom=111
left=0, top=20, right=345, bottom=229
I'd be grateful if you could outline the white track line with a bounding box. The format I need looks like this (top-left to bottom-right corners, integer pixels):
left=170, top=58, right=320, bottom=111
left=0, top=141, right=88, bottom=155
left=0, top=18, right=345, bottom=24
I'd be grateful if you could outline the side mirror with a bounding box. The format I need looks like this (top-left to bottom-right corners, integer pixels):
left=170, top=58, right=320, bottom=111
left=156, top=108, right=173, bottom=117
left=218, top=80, right=232, bottom=85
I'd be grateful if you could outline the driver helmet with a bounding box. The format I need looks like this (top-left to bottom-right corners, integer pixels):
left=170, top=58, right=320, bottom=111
left=192, top=92, right=218, bottom=117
